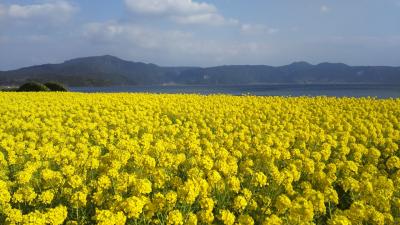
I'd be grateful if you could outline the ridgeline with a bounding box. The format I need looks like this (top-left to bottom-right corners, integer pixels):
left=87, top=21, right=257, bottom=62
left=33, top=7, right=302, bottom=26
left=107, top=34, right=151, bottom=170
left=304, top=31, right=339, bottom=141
left=1, top=55, right=399, bottom=86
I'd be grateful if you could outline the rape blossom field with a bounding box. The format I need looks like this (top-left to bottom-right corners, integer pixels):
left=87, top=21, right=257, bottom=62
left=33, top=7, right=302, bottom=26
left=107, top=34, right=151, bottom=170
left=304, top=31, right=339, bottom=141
left=0, top=93, right=399, bottom=225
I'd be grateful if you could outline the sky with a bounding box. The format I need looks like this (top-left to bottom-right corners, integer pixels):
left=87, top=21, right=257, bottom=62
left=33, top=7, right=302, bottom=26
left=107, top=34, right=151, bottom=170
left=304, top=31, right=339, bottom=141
left=0, top=0, right=400, bottom=70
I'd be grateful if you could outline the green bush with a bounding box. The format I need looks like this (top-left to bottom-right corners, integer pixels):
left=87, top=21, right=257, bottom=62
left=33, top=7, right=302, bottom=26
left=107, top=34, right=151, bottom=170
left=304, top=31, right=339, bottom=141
left=17, top=82, right=50, bottom=92
left=44, top=82, right=68, bottom=92
left=0, top=87, right=18, bottom=92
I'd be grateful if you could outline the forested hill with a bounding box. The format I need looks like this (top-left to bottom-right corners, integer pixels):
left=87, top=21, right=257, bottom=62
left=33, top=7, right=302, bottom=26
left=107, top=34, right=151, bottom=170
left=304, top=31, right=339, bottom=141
left=1, top=55, right=399, bottom=86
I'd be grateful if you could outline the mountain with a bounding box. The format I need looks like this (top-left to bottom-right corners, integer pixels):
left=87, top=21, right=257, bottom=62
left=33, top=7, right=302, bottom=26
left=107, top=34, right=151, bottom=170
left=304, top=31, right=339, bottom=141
left=1, top=55, right=399, bottom=86
left=0, top=55, right=189, bottom=86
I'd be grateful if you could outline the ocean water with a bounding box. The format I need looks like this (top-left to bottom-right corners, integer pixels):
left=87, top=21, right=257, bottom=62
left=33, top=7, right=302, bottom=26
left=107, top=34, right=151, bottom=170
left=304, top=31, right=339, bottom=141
left=71, top=84, right=400, bottom=98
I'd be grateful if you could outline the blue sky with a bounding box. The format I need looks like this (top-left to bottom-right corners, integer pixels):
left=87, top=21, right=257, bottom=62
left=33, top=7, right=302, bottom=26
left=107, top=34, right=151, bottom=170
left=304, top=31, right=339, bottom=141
left=0, top=0, right=400, bottom=70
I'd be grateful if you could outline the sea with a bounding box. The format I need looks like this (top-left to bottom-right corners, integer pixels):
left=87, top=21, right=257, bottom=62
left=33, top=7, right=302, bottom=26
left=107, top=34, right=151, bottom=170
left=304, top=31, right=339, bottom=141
left=70, top=84, right=400, bottom=98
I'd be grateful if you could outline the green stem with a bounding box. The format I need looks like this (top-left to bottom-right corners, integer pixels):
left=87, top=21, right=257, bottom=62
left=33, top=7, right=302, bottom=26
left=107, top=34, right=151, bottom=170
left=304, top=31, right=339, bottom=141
left=76, top=206, right=79, bottom=223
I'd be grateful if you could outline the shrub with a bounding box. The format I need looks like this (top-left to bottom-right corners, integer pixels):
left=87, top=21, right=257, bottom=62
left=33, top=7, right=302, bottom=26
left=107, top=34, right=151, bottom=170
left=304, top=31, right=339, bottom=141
left=0, top=87, right=18, bottom=92
left=44, top=82, right=68, bottom=92
left=17, top=82, right=50, bottom=92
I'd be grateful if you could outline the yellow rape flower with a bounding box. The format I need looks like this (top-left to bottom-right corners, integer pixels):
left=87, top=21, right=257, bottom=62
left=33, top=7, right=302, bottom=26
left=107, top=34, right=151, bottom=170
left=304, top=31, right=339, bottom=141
left=219, top=209, right=235, bottom=225
left=123, top=196, right=148, bottom=219
left=328, top=215, right=352, bottom=225
left=263, top=214, right=282, bottom=225
left=0, top=93, right=398, bottom=224
left=167, top=210, right=184, bottom=225
left=234, top=195, right=247, bottom=212
left=186, top=212, right=198, bottom=225
left=95, top=209, right=126, bottom=225
left=275, top=194, right=291, bottom=214
left=237, top=214, right=254, bottom=225
left=39, top=190, right=54, bottom=204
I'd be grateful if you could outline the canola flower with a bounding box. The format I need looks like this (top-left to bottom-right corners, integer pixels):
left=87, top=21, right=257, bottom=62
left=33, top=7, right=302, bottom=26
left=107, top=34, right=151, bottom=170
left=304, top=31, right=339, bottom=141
left=0, top=92, right=399, bottom=224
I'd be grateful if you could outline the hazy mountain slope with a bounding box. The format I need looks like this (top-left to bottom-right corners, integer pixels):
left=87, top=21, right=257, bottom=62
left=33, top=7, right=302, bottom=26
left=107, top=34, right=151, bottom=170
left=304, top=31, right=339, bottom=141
left=0, top=55, right=399, bottom=86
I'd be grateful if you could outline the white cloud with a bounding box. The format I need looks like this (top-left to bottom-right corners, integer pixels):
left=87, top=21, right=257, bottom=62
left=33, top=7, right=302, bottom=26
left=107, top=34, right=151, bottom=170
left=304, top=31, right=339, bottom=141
left=124, top=0, right=236, bottom=26
left=320, top=5, right=330, bottom=13
left=83, top=21, right=193, bottom=49
left=241, top=24, right=278, bottom=35
left=0, top=1, right=77, bottom=22
left=124, top=0, right=216, bottom=15
left=82, top=21, right=272, bottom=65
left=172, top=13, right=238, bottom=26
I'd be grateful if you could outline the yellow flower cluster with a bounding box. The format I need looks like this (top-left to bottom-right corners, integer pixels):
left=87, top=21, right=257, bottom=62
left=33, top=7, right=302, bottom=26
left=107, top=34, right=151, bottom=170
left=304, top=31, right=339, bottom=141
left=0, top=93, right=399, bottom=224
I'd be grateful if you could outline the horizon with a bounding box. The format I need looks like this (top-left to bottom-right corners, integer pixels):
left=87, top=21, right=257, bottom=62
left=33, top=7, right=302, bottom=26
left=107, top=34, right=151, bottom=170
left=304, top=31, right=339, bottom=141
left=2, top=54, right=400, bottom=72
left=1, top=0, right=400, bottom=70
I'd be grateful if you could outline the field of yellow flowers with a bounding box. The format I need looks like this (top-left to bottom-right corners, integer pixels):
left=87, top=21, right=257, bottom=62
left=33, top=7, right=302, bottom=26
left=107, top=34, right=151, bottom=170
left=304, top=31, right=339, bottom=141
left=0, top=93, right=399, bottom=225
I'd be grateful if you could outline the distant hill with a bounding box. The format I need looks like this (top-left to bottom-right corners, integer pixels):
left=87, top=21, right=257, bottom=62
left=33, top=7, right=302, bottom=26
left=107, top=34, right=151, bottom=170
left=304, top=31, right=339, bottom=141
left=1, top=55, right=399, bottom=86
